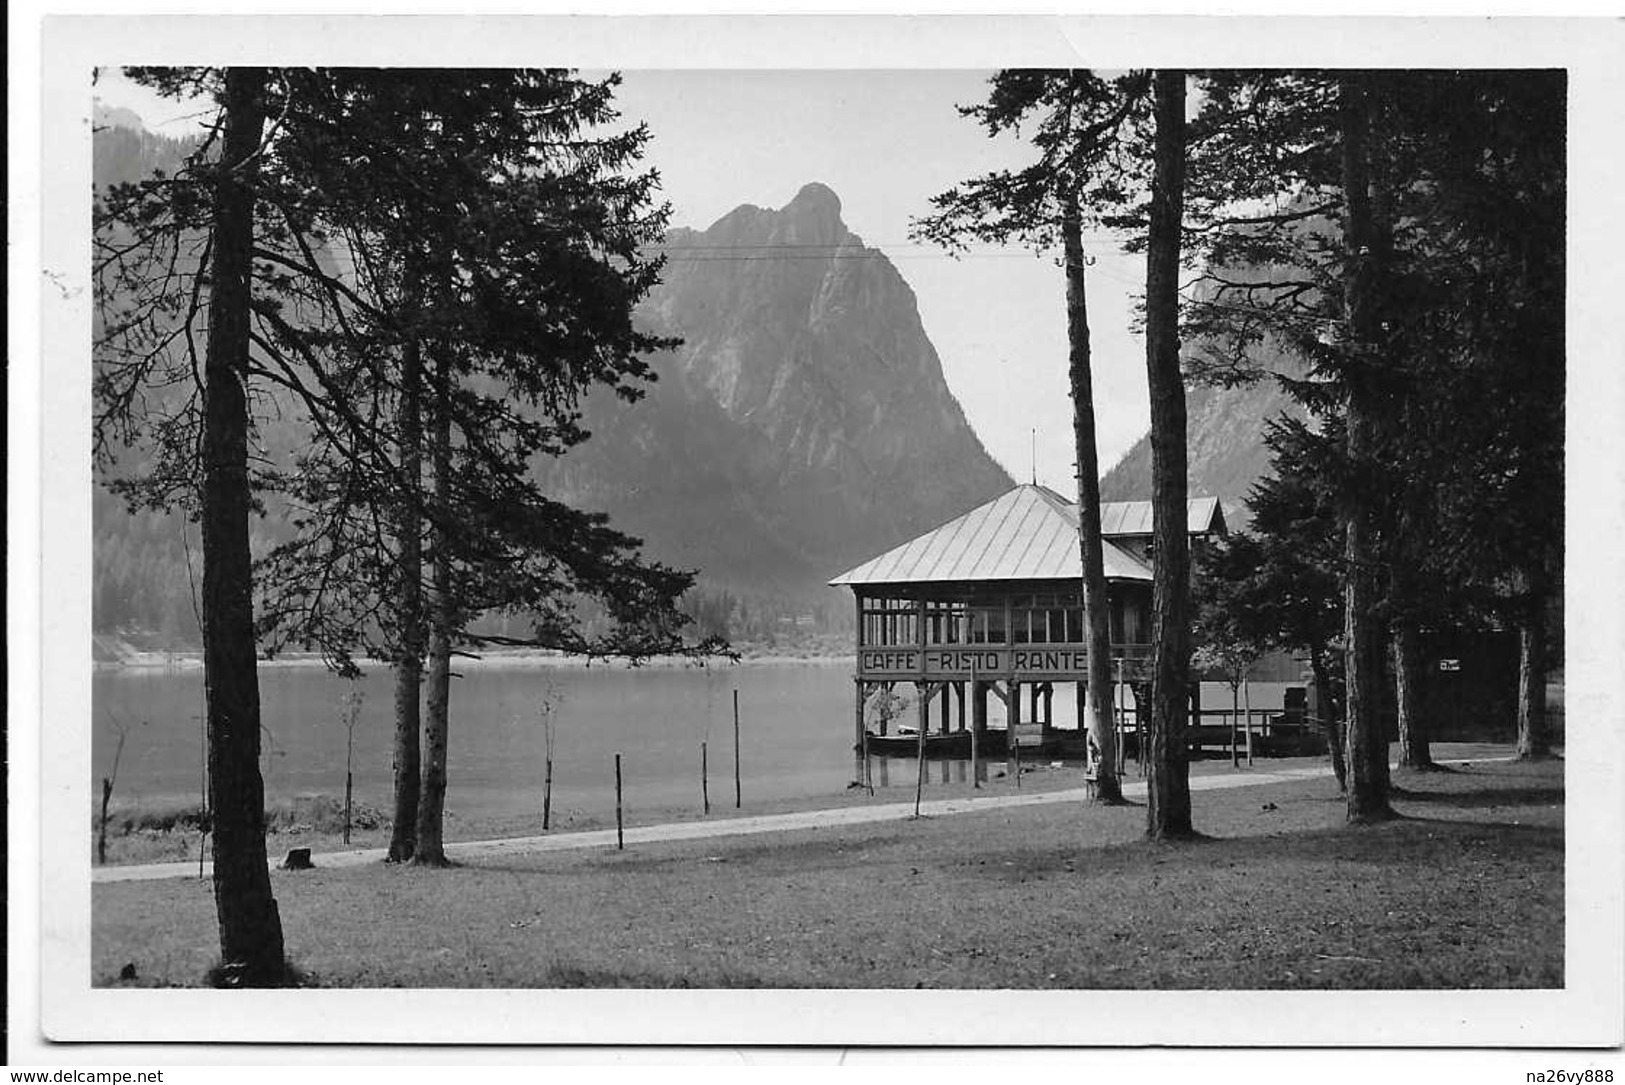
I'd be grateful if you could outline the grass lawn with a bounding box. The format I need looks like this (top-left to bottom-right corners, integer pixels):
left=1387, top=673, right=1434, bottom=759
left=91, top=750, right=1563, bottom=989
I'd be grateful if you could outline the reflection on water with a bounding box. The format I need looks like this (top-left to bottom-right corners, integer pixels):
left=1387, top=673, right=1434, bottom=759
left=866, top=754, right=1002, bottom=792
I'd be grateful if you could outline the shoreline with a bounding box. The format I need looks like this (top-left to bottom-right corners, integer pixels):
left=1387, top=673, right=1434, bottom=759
left=91, top=743, right=1530, bottom=869
left=94, top=646, right=857, bottom=673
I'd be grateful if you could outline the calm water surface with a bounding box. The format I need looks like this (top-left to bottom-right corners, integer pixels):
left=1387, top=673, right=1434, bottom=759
left=92, top=661, right=870, bottom=824
left=92, top=663, right=1290, bottom=826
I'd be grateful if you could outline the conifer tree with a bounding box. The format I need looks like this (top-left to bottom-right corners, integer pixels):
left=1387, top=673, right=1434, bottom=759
left=94, top=68, right=726, bottom=969
left=915, top=69, right=1153, bottom=807
left=96, top=65, right=290, bottom=985
left=1183, top=69, right=1564, bottom=804
left=1142, top=69, right=1196, bottom=838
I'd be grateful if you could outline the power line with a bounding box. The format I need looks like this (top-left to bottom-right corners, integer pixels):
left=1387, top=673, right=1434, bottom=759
left=648, top=240, right=1130, bottom=263
left=652, top=251, right=1062, bottom=263
left=648, top=238, right=1126, bottom=252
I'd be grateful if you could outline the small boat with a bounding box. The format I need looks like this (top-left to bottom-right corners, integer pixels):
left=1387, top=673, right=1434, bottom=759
left=860, top=728, right=988, bottom=758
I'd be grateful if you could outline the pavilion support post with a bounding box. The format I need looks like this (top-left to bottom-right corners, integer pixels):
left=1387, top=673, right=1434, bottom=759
left=955, top=682, right=967, bottom=732
left=970, top=692, right=981, bottom=788
left=968, top=682, right=981, bottom=782
left=917, top=682, right=929, bottom=742
left=1008, top=681, right=1022, bottom=777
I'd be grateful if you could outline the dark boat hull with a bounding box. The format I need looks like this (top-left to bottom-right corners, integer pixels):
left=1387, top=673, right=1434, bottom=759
left=860, top=730, right=1006, bottom=758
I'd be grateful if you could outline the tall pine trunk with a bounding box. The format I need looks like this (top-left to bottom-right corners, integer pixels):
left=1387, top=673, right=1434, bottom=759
left=1143, top=69, right=1195, bottom=840
left=387, top=333, right=424, bottom=862
left=1062, top=189, right=1122, bottom=804
left=1393, top=619, right=1433, bottom=770
left=200, top=67, right=287, bottom=985
left=1338, top=74, right=1394, bottom=823
left=1516, top=569, right=1552, bottom=759
left=415, top=348, right=454, bottom=865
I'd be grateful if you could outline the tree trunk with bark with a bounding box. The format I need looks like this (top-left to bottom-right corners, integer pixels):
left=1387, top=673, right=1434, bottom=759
left=415, top=348, right=454, bottom=865
left=1062, top=189, right=1123, bottom=805
left=1393, top=619, right=1434, bottom=770
left=1516, top=569, right=1552, bottom=759
left=1338, top=74, right=1394, bottom=823
left=387, top=333, right=424, bottom=862
left=1310, top=649, right=1346, bottom=790
left=200, top=67, right=288, bottom=986
left=1143, top=69, right=1196, bottom=840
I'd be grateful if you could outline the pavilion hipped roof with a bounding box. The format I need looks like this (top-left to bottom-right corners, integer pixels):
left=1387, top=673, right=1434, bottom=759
left=828, top=484, right=1223, bottom=589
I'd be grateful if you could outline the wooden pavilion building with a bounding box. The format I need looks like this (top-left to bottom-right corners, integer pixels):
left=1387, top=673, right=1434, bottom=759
left=830, top=483, right=1225, bottom=763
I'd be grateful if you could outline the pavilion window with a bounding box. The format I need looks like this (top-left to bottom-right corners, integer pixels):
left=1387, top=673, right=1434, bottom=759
left=1123, top=597, right=1145, bottom=645
left=892, top=604, right=916, bottom=646
left=1006, top=592, right=1070, bottom=645
left=1010, top=594, right=1034, bottom=645
left=924, top=600, right=967, bottom=645
left=858, top=597, right=921, bottom=647
left=970, top=605, right=1006, bottom=645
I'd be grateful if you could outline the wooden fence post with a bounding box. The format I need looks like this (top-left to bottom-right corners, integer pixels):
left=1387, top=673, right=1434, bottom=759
left=1244, top=678, right=1255, bottom=766
left=1232, top=683, right=1241, bottom=769
left=733, top=690, right=742, bottom=809
left=862, top=727, right=873, bottom=796
left=615, top=752, right=624, bottom=851
left=702, top=740, right=710, bottom=815
left=542, top=754, right=553, bottom=831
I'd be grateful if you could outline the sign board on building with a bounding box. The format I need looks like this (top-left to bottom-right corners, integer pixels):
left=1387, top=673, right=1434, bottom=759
left=858, top=646, right=1090, bottom=682
left=1438, top=658, right=1462, bottom=672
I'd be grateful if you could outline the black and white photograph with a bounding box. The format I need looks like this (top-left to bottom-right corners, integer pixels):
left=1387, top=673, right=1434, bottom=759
left=13, top=9, right=1625, bottom=1070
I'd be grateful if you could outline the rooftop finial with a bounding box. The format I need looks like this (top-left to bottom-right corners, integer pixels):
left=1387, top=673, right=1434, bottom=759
left=1031, top=428, right=1037, bottom=486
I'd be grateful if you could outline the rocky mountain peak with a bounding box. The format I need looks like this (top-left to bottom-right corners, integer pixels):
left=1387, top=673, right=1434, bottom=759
left=545, top=183, right=1012, bottom=597
left=783, top=181, right=845, bottom=241
left=92, top=100, right=146, bottom=134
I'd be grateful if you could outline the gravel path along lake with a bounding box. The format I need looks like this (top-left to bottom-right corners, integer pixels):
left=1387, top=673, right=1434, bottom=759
left=92, top=759, right=1409, bottom=883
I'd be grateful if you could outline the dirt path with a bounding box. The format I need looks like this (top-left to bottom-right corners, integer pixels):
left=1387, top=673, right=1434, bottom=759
left=94, top=761, right=1357, bottom=884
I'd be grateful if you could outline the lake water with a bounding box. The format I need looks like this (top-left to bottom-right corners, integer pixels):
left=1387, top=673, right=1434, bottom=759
left=91, top=661, right=1292, bottom=826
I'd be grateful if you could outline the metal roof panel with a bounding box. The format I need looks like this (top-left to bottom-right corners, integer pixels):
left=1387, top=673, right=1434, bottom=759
left=829, top=484, right=1209, bottom=588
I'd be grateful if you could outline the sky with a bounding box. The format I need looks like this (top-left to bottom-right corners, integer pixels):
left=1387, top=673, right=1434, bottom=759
left=95, top=67, right=1157, bottom=492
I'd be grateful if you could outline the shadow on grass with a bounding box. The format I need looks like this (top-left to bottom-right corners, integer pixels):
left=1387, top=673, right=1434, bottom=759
left=970, top=811, right=1562, bottom=885
left=1390, top=785, right=1566, bottom=809
left=1393, top=761, right=1460, bottom=775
